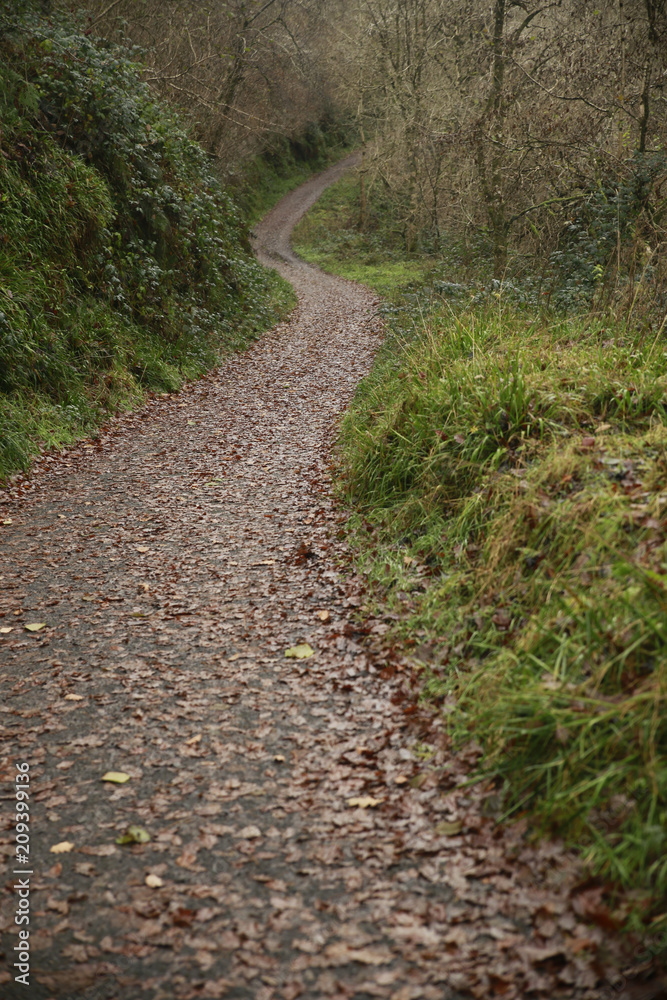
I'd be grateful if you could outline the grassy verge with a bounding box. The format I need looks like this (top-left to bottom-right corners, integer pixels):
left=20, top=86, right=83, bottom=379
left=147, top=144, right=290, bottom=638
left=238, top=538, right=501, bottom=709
left=295, top=173, right=667, bottom=934
left=293, top=174, right=433, bottom=296
left=0, top=3, right=297, bottom=482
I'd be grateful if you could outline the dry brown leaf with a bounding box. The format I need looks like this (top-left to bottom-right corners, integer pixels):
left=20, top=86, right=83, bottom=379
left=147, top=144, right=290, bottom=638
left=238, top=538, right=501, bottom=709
left=324, top=942, right=390, bottom=966
left=236, top=825, right=262, bottom=839
left=79, top=844, right=117, bottom=857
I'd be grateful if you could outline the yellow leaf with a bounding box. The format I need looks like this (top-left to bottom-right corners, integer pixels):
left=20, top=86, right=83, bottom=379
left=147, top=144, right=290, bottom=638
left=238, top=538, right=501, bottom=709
left=0, top=626, right=13, bottom=634
left=64, top=693, right=84, bottom=702
left=2, top=518, right=12, bottom=525
left=316, top=610, right=330, bottom=622
left=25, top=623, right=46, bottom=632
left=50, top=841, right=74, bottom=854
left=101, top=771, right=130, bottom=784
left=394, top=775, right=409, bottom=785
left=284, top=643, right=314, bottom=659
left=273, top=754, right=286, bottom=763
left=347, top=796, right=383, bottom=809
left=116, top=825, right=150, bottom=845
left=435, top=820, right=463, bottom=836
left=145, top=873, right=163, bottom=888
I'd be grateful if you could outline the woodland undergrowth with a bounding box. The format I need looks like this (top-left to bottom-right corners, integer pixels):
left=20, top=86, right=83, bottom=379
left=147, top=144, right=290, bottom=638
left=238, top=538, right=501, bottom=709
left=294, top=175, right=667, bottom=940
left=0, top=2, right=308, bottom=481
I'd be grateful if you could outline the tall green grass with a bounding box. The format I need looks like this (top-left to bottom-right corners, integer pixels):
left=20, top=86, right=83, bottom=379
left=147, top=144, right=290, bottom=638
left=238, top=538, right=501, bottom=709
left=340, top=308, right=667, bottom=921
left=294, top=171, right=667, bottom=931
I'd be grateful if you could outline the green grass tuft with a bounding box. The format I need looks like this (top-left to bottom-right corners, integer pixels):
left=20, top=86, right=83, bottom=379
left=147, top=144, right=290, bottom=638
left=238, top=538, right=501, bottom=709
left=295, top=161, right=667, bottom=930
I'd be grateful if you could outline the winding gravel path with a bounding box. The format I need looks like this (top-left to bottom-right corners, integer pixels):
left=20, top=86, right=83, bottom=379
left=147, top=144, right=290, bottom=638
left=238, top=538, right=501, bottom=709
left=0, top=159, right=627, bottom=1000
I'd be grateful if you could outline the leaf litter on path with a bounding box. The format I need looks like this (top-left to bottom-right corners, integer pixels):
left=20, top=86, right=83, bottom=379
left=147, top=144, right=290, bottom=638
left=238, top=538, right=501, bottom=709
left=0, top=157, right=649, bottom=1000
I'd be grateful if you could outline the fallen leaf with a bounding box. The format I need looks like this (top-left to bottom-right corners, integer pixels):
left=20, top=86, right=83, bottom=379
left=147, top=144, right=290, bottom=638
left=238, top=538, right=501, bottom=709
left=145, top=874, right=163, bottom=888
left=185, top=734, right=202, bottom=745
left=116, top=825, right=151, bottom=845
left=25, top=622, right=46, bottom=632
left=135, top=545, right=149, bottom=553
left=324, top=942, right=390, bottom=966
left=347, top=796, right=383, bottom=809
left=79, top=844, right=117, bottom=856
left=284, top=643, right=314, bottom=659
left=394, top=775, right=409, bottom=785
left=569, top=936, right=598, bottom=954
left=236, top=825, right=262, bottom=839
left=2, top=518, right=12, bottom=524
left=73, top=862, right=96, bottom=877
left=273, top=754, right=286, bottom=763
left=316, top=610, right=330, bottom=621
left=50, top=842, right=75, bottom=854
left=435, top=820, right=463, bottom=836
left=101, top=771, right=130, bottom=784
left=64, top=694, right=84, bottom=702
left=0, top=626, right=13, bottom=634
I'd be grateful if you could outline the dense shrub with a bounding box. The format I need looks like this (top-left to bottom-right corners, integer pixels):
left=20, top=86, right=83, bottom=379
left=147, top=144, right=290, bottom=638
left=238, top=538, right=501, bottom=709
left=0, top=2, right=292, bottom=477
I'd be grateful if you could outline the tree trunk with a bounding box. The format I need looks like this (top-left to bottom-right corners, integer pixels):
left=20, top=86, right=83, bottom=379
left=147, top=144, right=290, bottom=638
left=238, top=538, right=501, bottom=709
left=359, top=133, right=368, bottom=231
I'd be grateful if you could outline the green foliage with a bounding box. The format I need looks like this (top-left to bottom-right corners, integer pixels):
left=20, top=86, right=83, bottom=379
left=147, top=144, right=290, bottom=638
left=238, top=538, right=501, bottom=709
left=550, top=154, right=667, bottom=310
left=232, top=122, right=354, bottom=226
left=338, top=304, right=667, bottom=916
left=0, top=2, right=293, bottom=479
left=292, top=175, right=437, bottom=297
left=295, top=170, right=667, bottom=922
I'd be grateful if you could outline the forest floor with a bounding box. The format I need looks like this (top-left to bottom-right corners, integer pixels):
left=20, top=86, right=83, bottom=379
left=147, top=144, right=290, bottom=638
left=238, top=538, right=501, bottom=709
left=0, top=158, right=656, bottom=1000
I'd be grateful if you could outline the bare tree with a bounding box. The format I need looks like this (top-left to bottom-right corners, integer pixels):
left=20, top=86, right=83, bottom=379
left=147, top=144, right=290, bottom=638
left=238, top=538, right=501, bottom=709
left=57, top=0, right=338, bottom=167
